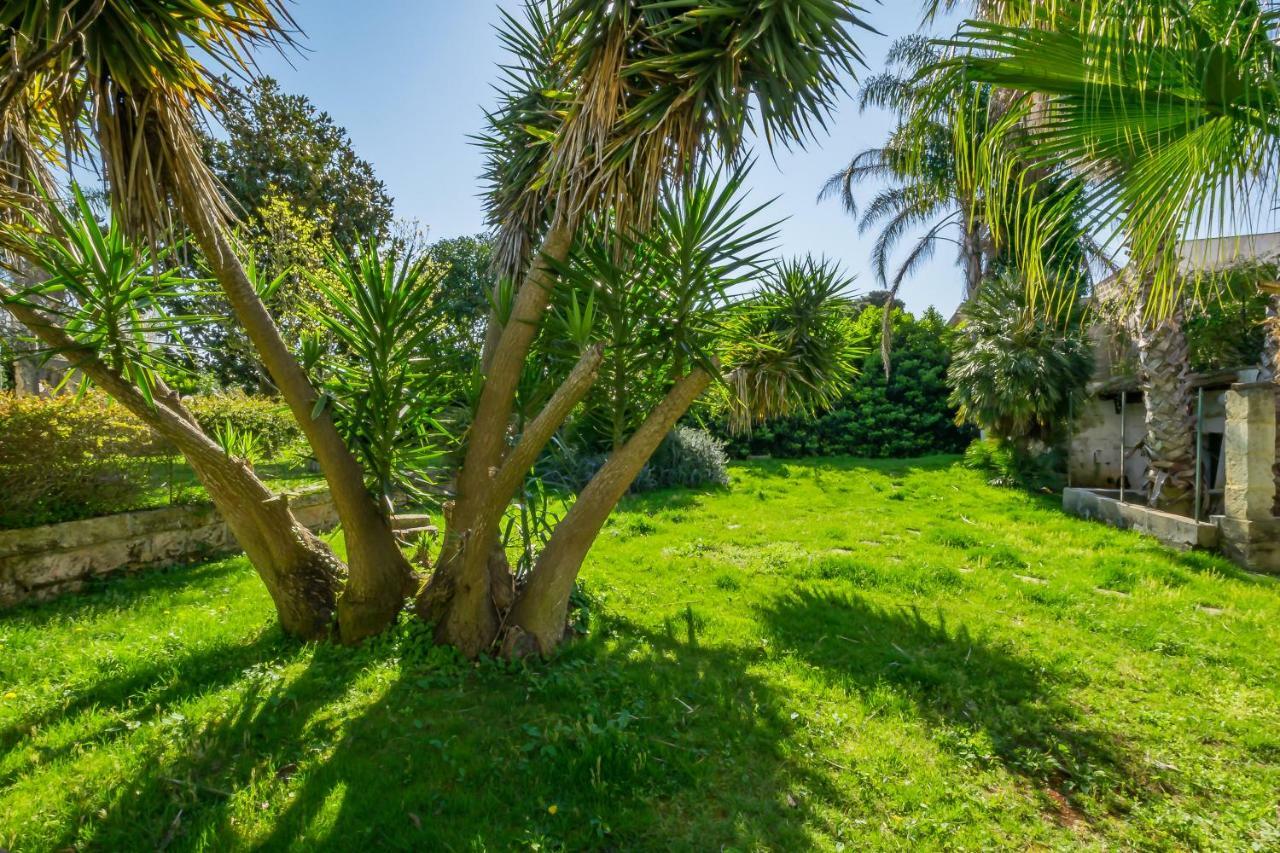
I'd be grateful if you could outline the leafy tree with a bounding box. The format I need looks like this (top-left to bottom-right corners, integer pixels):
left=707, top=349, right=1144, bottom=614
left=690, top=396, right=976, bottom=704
left=718, top=305, right=972, bottom=459
left=204, top=76, right=394, bottom=248
left=423, top=233, right=495, bottom=365
left=948, top=271, right=1093, bottom=449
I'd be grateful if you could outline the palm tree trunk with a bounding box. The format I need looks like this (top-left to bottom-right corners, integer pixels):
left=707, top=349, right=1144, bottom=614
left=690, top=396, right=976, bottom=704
left=174, top=173, right=414, bottom=644
left=1, top=287, right=340, bottom=638
left=1129, top=274, right=1195, bottom=513
left=504, top=367, right=712, bottom=656
left=1263, top=292, right=1280, bottom=512
left=418, top=220, right=576, bottom=657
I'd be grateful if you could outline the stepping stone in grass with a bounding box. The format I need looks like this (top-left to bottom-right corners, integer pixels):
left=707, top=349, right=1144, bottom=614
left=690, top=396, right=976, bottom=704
left=1094, top=587, right=1131, bottom=598
left=1014, top=574, right=1048, bottom=585
left=1196, top=604, right=1225, bottom=616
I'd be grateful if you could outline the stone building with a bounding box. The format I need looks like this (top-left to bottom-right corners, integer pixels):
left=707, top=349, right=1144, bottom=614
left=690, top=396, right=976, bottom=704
left=1064, top=232, right=1280, bottom=572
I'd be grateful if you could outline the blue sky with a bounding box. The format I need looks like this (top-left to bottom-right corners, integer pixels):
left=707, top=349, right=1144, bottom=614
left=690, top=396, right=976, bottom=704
left=252, top=2, right=966, bottom=318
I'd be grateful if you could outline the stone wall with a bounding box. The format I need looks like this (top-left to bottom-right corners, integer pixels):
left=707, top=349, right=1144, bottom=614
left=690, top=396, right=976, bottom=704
left=0, top=488, right=337, bottom=609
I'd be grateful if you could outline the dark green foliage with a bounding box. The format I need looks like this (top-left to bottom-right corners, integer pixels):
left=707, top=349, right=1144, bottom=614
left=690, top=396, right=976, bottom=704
left=717, top=305, right=971, bottom=459
left=1184, top=274, right=1270, bottom=373
left=948, top=272, right=1093, bottom=447
left=963, top=437, right=1064, bottom=491
left=423, top=234, right=495, bottom=363
left=204, top=76, right=394, bottom=248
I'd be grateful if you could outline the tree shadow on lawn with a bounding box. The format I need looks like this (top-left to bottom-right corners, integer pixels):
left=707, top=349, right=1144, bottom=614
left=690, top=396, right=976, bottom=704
left=760, top=589, right=1151, bottom=822
left=0, top=557, right=248, bottom=630
left=0, top=627, right=293, bottom=786
left=47, top=615, right=845, bottom=851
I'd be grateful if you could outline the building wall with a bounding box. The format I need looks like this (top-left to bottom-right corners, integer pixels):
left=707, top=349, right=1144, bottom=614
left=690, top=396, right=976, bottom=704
left=1069, top=391, right=1228, bottom=491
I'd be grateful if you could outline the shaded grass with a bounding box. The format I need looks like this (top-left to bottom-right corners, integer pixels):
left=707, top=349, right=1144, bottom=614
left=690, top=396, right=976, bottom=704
left=2, top=456, right=1280, bottom=849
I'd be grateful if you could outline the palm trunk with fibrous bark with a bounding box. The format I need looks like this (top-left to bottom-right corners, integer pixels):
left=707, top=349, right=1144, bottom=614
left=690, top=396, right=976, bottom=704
left=173, top=167, right=416, bottom=644
left=0, top=285, right=341, bottom=638
left=1129, top=273, right=1196, bottom=514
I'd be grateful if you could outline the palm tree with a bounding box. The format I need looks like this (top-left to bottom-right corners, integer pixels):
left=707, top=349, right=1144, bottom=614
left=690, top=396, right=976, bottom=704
left=822, top=36, right=996, bottom=309
left=0, top=0, right=414, bottom=641
left=421, top=0, right=875, bottom=656
left=945, top=0, right=1280, bottom=512
left=0, top=186, right=343, bottom=639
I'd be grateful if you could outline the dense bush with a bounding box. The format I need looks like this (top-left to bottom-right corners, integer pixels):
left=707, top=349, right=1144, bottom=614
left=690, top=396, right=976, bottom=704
left=948, top=272, right=1092, bottom=447
left=715, top=306, right=972, bottom=459
left=183, top=392, right=302, bottom=459
left=963, top=437, right=1064, bottom=491
left=544, top=426, right=730, bottom=494
left=0, top=392, right=159, bottom=528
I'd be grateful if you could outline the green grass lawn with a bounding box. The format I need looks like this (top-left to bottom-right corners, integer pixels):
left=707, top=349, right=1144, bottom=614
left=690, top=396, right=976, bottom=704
left=3, top=456, right=1280, bottom=850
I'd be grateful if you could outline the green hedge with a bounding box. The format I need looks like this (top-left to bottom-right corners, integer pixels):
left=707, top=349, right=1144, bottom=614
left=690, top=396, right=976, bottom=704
left=716, top=306, right=973, bottom=459
left=184, top=392, right=303, bottom=459
left=0, top=392, right=159, bottom=528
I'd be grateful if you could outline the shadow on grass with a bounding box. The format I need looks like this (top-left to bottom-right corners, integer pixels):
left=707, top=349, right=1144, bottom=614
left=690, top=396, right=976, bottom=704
left=760, top=589, right=1145, bottom=816
left=0, top=628, right=292, bottom=782
left=0, top=558, right=247, bottom=630
left=35, top=609, right=847, bottom=851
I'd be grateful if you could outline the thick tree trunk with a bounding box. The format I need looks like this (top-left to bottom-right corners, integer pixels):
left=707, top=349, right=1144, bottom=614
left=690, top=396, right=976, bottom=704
left=505, top=367, right=713, bottom=656
left=418, top=221, right=577, bottom=657
left=417, top=337, right=602, bottom=657
left=1129, top=275, right=1195, bottom=514
left=174, top=174, right=414, bottom=643
left=0, top=288, right=340, bottom=638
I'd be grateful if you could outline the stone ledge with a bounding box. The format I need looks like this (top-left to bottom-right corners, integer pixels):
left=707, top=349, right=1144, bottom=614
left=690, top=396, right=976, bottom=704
left=1063, top=488, right=1219, bottom=550
left=0, top=487, right=336, bottom=610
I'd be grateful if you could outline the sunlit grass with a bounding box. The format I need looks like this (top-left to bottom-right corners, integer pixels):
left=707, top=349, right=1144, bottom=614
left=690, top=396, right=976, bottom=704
left=2, top=456, right=1279, bottom=849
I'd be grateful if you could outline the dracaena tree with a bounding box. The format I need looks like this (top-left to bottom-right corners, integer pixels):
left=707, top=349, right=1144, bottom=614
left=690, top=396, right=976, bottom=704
left=416, top=0, right=875, bottom=657
left=0, top=0, right=414, bottom=642
left=0, top=184, right=344, bottom=639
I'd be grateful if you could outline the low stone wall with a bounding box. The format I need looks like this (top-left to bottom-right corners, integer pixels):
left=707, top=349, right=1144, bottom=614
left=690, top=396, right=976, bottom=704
left=0, top=489, right=337, bottom=609
left=1062, top=487, right=1219, bottom=551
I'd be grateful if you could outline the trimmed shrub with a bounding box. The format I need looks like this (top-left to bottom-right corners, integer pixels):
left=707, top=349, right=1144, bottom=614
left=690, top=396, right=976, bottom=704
left=183, top=392, right=302, bottom=459
left=0, top=392, right=158, bottom=528
left=716, top=306, right=972, bottom=459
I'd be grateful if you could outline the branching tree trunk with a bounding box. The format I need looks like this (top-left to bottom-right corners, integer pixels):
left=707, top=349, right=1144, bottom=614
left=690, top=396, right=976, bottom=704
left=416, top=221, right=578, bottom=656
left=504, top=366, right=713, bottom=655
left=0, top=285, right=341, bottom=638
left=174, top=171, right=415, bottom=643
left=1129, top=273, right=1195, bottom=513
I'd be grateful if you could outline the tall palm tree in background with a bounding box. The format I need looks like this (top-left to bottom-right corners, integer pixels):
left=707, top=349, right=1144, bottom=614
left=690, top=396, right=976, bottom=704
left=943, top=0, right=1280, bottom=512
left=0, top=0, right=414, bottom=640
left=822, top=36, right=997, bottom=311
